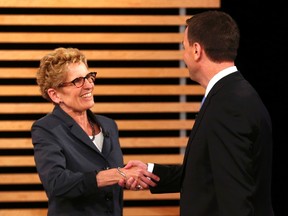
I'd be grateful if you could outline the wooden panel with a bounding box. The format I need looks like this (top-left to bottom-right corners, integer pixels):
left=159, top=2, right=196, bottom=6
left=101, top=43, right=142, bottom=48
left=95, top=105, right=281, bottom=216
left=0, top=33, right=183, bottom=43
left=125, top=207, right=180, bottom=216
left=0, top=137, right=188, bottom=149
left=0, top=154, right=184, bottom=167
left=0, top=174, right=41, bottom=184
left=0, top=85, right=204, bottom=96
left=124, top=190, right=179, bottom=200
left=118, top=120, right=194, bottom=130
left=0, top=191, right=179, bottom=202
left=0, top=102, right=200, bottom=114
left=0, top=191, right=47, bottom=202
left=131, top=154, right=183, bottom=165
left=0, top=68, right=189, bottom=79
left=0, top=156, right=36, bottom=167
left=0, top=207, right=180, bottom=216
left=0, top=138, right=33, bottom=149
left=0, top=0, right=220, bottom=8
left=0, top=15, right=188, bottom=26
left=0, top=50, right=182, bottom=61
left=0, top=120, right=195, bottom=131
left=0, top=209, right=48, bottom=216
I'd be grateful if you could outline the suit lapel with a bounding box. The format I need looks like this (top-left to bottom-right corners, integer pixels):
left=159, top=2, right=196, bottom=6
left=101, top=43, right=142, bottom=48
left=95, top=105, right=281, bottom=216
left=182, top=72, right=243, bottom=168
left=182, top=101, right=207, bottom=166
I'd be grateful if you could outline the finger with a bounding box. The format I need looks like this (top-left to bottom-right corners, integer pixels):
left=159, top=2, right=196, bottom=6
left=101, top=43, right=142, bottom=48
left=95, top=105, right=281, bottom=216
left=143, top=171, right=160, bottom=182
left=136, top=184, right=143, bottom=190
left=124, top=162, right=133, bottom=169
left=140, top=175, right=158, bottom=187
left=137, top=180, right=149, bottom=189
left=125, top=177, right=135, bottom=189
left=124, top=160, right=139, bottom=169
left=118, top=178, right=126, bottom=187
left=130, top=178, right=139, bottom=190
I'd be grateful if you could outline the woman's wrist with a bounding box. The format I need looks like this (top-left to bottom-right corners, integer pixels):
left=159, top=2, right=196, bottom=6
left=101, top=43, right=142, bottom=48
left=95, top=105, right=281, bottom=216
left=117, top=167, right=127, bottom=180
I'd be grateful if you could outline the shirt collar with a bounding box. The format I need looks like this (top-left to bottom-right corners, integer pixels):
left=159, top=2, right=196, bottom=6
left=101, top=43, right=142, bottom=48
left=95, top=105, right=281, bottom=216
left=205, top=66, right=238, bottom=97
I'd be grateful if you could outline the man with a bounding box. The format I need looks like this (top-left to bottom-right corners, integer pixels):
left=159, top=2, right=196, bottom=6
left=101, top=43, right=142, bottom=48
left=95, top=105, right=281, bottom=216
left=124, top=11, right=274, bottom=216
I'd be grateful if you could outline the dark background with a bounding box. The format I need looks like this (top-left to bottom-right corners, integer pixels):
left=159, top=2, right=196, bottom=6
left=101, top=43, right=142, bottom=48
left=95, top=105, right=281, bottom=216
left=222, top=0, right=286, bottom=215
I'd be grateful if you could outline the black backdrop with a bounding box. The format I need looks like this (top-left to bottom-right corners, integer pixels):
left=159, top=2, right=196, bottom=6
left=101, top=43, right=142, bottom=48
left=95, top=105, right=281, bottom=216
left=222, top=0, right=287, bottom=215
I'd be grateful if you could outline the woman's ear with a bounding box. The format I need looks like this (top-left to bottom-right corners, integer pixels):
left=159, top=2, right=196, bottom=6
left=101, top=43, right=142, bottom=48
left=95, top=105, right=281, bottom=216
left=47, top=88, right=62, bottom=104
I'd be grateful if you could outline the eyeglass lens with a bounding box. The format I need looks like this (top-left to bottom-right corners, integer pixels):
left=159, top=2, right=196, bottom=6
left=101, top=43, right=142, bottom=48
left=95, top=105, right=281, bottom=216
left=58, top=72, right=97, bottom=88
left=73, top=73, right=95, bottom=87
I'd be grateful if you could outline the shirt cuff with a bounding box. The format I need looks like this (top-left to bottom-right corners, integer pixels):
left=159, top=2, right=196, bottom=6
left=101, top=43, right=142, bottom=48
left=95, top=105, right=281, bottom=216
left=147, top=162, right=154, bottom=172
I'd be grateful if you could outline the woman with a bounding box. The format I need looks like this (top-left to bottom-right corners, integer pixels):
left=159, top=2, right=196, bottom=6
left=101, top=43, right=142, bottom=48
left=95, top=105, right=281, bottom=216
left=31, top=47, right=158, bottom=216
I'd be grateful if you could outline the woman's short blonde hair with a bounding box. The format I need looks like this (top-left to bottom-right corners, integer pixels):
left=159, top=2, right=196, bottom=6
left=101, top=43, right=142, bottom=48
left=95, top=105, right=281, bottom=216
left=36, top=47, right=88, bottom=102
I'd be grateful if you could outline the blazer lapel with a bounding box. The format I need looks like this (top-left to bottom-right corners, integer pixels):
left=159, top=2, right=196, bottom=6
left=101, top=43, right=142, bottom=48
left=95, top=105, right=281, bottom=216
left=50, top=105, right=119, bottom=158
left=52, top=105, right=100, bottom=152
left=90, top=112, right=113, bottom=157
left=101, top=130, right=112, bottom=157
left=69, top=122, right=99, bottom=152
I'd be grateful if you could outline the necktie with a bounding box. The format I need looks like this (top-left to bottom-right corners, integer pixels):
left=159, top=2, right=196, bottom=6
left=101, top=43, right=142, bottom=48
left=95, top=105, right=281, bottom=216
left=200, top=96, right=206, bottom=108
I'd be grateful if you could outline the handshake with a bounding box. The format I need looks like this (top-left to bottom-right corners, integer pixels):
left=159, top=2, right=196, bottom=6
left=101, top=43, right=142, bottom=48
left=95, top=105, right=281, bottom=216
left=117, top=160, right=160, bottom=191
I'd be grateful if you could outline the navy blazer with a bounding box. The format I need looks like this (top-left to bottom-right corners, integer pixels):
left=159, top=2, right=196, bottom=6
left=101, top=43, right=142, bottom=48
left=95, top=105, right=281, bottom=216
left=31, top=105, right=124, bottom=216
left=150, top=72, right=274, bottom=216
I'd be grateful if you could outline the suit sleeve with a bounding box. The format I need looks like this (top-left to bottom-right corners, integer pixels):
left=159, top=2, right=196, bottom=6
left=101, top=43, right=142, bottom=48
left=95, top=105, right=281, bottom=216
left=150, top=164, right=183, bottom=193
left=206, top=97, right=257, bottom=215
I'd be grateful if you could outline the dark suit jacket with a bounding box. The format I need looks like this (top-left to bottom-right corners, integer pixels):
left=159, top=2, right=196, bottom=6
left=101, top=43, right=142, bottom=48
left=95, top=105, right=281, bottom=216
left=150, top=72, right=274, bottom=216
left=31, top=105, right=124, bottom=216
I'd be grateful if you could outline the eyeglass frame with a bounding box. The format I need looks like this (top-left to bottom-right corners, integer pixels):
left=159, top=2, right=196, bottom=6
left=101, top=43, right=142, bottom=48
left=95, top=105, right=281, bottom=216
left=57, top=72, right=97, bottom=88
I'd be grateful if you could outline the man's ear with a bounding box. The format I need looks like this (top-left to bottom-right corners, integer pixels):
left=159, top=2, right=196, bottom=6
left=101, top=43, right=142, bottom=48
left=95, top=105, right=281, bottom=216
left=47, top=88, right=62, bottom=104
left=193, top=42, right=201, bottom=60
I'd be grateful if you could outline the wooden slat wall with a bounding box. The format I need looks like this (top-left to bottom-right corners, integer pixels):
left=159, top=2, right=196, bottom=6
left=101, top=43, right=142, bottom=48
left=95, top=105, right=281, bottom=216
left=0, top=0, right=220, bottom=8
left=0, top=0, right=220, bottom=215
